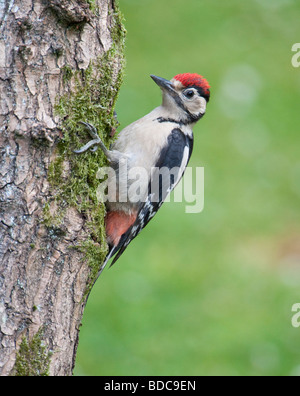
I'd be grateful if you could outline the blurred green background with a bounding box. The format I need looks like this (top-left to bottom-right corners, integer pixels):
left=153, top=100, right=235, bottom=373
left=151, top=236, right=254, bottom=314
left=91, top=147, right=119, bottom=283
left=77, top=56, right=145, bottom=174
left=75, top=0, right=300, bottom=376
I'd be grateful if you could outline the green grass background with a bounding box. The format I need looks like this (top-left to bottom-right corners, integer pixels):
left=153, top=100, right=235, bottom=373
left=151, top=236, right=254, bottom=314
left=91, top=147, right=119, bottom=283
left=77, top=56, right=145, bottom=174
left=75, top=0, right=300, bottom=376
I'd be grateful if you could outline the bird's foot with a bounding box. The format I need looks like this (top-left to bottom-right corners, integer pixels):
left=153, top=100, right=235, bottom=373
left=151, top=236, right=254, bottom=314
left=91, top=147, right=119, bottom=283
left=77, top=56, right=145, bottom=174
left=74, top=122, right=108, bottom=154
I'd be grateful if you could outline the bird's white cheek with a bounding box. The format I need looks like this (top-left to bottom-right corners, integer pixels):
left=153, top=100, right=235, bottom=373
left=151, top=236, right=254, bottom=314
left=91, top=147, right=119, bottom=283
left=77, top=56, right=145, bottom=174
left=199, top=97, right=207, bottom=114
left=186, top=97, right=207, bottom=116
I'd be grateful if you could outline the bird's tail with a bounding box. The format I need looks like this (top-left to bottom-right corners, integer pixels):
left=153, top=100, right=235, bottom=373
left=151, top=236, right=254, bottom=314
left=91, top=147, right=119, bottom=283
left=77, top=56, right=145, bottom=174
left=97, top=246, right=117, bottom=278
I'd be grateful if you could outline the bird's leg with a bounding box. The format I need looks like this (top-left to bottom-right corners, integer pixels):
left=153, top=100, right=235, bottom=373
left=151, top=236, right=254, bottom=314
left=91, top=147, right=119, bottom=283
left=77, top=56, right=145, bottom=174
left=74, top=121, right=127, bottom=164
left=74, top=122, right=111, bottom=156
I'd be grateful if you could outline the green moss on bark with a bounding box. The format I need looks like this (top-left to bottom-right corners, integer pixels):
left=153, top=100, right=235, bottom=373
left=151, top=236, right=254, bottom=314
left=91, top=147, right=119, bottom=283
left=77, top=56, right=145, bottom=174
left=46, top=2, right=126, bottom=292
left=86, top=0, right=97, bottom=14
left=13, top=329, right=52, bottom=377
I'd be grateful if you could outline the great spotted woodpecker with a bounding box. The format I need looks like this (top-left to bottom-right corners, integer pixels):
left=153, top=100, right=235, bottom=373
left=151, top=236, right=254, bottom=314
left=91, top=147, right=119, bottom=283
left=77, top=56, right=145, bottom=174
left=75, top=73, right=211, bottom=276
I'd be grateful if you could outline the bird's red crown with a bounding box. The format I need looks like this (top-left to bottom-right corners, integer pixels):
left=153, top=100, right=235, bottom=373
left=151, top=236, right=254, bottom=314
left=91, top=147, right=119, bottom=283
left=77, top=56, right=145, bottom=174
left=174, top=73, right=211, bottom=98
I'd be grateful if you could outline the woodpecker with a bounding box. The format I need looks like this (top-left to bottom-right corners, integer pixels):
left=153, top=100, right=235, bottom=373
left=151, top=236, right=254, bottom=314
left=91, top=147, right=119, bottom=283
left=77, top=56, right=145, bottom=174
left=75, top=73, right=211, bottom=276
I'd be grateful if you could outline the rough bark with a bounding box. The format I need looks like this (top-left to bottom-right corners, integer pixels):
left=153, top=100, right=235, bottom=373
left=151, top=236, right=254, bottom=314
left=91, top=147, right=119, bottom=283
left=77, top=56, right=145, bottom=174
left=0, top=0, right=125, bottom=376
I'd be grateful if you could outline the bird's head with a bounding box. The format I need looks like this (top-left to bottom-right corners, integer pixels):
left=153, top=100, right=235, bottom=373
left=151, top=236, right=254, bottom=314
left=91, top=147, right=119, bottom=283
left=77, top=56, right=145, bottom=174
left=151, top=73, right=210, bottom=124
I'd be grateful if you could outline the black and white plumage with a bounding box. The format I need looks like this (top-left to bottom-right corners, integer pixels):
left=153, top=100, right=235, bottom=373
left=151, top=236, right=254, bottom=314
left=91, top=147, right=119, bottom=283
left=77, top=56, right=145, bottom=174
left=74, top=73, right=210, bottom=276
left=108, top=128, right=194, bottom=267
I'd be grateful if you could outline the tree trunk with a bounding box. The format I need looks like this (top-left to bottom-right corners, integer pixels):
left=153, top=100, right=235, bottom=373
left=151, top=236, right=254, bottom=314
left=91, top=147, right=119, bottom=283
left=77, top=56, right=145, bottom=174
left=0, top=0, right=125, bottom=376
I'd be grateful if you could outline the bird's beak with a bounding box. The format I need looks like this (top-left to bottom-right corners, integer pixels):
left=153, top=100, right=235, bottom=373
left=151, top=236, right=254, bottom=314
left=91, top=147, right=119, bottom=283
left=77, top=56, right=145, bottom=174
left=151, top=75, right=176, bottom=95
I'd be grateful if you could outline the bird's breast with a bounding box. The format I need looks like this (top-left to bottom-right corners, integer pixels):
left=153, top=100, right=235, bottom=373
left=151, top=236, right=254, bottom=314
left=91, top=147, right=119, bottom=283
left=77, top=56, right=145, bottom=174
left=107, top=109, right=191, bottom=212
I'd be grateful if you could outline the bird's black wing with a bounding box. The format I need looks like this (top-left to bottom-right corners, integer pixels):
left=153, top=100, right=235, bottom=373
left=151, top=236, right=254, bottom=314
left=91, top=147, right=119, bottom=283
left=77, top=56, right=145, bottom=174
left=110, top=128, right=194, bottom=266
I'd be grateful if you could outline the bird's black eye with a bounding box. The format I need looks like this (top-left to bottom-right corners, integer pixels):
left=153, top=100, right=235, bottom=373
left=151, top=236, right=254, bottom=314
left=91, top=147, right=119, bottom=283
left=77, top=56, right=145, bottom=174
left=184, top=90, right=195, bottom=99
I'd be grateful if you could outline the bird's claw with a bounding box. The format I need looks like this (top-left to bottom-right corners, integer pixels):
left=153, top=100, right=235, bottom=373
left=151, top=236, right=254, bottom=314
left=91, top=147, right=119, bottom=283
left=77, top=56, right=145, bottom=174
left=79, top=122, right=99, bottom=140
left=73, top=139, right=100, bottom=154
left=73, top=122, right=102, bottom=154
